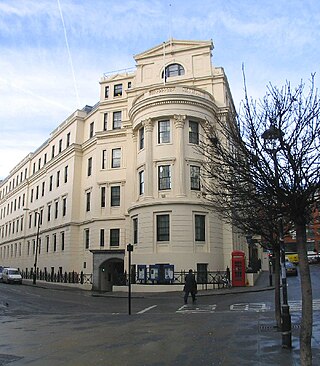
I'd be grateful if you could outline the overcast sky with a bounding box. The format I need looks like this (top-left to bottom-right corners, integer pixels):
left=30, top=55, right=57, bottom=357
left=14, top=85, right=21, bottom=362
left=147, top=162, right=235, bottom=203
left=0, top=0, right=319, bottom=180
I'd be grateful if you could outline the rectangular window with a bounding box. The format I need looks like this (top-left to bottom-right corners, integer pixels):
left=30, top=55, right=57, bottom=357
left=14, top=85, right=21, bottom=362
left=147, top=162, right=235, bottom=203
left=46, top=236, right=49, bottom=252
left=51, top=145, right=55, bottom=159
left=114, top=84, right=122, bottom=97
left=49, top=175, right=53, bottom=191
left=139, top=127, right=144, bottom=149
left=102, top=149, right=107, bottom=169
left=110, top=228, right=120, bottom=247
left=195, top=214, right=206, bottom=241
left=38, top=158, right=41, bottom=170
left=133, top=217, right=138, bottom=244
left=158, top=120, right=170, bottom=143
left=47, top=205, right=51, bottom=222
left=62, top=197, right=67, bottom=216
left=113, top=111, right=122, bottom=129
left=139, top=170, right=144, bottom=195
left=53, top=234, right=57, bottom=252
left=128, top=81, right=132, bottom=89
left=100, top=229, right=105, bottom=247
left=42, top=181, right=45, bottom=196
left=88, top=157, right=92, bottom=176
left=61, top=232, right=65, bottom=251
left=189, top=121, right=199, bottom=144
left=89, top=122, right=94, bottom=138
left=56, top=171, right=60, bottom=187
left=111, top=186, right=120, bottom=207
left=190, top=165, right=201, bottom=190
left=157, top=214, right=170, bottom=241
left=86, top=192, right=91, bottom=212
left=85, top=229, right=90, bottom=249
left=66, top=132, right=71, bottom=147
left=30, top=189, right=34, bottom=203
left=44, top=153, right=47, bottom=165
left=64, top=165, right=68, bottom=183
left=59, top=139, right=62, bottom=153
left=103, top=113, right=108, bottom=131
left=105, top=86, right=109, bottom=98
left=158, top=165, right=171, bottom=190
left=55, top=201, right=58, bottom=219
left=112, top=148, right=121, bottom=168
left=101, top=187, right=106, bottom=208
left=36, top=185, right=39, bottom=199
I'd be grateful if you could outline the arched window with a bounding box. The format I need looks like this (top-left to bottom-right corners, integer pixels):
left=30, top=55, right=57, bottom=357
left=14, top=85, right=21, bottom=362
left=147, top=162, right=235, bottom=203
left=162, top=63, right=185, bottom=79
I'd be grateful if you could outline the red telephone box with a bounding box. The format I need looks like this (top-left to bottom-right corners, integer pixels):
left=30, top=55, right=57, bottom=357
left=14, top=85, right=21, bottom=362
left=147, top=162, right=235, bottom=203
left=232, top=250, right=246, bottom=287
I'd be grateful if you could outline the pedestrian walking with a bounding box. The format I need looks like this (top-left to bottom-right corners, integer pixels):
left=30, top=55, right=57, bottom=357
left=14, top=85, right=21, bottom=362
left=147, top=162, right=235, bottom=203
left=183, top=269, right=197, bottom=304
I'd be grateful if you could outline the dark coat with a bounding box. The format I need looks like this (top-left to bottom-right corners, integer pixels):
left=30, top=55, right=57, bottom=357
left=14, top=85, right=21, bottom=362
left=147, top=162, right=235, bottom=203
left=184, top=272, right=197, bottom=292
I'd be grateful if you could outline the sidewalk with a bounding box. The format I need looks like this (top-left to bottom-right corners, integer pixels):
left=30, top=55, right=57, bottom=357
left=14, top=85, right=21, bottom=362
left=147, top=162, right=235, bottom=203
left=22, top=270, right=274, bottom=298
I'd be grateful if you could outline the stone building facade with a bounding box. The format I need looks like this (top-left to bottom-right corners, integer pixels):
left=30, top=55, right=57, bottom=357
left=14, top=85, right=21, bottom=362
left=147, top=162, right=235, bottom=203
left=0, top=40, right=246, bottom=291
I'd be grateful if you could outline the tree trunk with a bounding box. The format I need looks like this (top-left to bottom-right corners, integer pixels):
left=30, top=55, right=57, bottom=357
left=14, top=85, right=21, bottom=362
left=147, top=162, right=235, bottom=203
left=296, top=222, right=313, bottom=366
left=274, top=244, right=282, bottom=328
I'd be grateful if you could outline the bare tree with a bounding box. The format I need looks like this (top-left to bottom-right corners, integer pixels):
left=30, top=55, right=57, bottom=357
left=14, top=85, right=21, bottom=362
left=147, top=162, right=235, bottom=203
left=199, top=75, right=320, bottom=366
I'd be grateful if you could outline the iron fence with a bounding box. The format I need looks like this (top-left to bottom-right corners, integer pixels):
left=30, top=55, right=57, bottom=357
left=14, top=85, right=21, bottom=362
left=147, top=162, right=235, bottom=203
left=21, top=270, right=92, bottom=285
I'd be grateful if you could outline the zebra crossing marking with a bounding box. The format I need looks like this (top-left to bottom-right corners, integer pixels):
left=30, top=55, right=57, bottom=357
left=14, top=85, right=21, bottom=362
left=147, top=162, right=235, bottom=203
left=176, top=304, right=217, bottom=314
left=230, top=303, right=270, bottom=312
left=288, top=299, right=320, bottom=312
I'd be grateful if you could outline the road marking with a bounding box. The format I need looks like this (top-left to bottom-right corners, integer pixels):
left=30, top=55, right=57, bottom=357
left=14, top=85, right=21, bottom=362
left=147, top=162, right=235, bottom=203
left=288, top=299, right=320, bottom=312
left=137, top=305, right=157, bottom=314
left=230, top=303, right=270, bottom=312
left=176, top=304, right=216, bottom=314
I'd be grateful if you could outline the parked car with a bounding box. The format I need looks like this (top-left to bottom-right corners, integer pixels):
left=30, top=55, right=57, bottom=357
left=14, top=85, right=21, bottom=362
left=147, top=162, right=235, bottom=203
left=2, top=267, right=22, bottom=284
left=285, top=261, right=298, bottom=276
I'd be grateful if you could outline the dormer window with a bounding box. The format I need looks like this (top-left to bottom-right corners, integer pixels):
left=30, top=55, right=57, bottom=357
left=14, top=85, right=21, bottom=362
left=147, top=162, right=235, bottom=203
left=162, top=63, right=185, bottom=79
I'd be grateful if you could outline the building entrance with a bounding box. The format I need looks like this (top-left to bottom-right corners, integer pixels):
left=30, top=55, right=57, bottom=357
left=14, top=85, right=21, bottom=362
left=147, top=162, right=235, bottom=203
left=90, top=249, right=125, bottom=292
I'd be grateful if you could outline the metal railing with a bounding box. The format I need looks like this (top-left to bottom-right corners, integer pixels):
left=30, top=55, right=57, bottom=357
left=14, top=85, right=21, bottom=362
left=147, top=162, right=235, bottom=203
left=21, top=270, right=92, bottom=285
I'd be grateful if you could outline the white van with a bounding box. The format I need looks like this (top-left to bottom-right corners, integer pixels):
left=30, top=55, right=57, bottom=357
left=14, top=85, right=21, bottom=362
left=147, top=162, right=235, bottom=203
left=2, top=268, right=22, bottom=284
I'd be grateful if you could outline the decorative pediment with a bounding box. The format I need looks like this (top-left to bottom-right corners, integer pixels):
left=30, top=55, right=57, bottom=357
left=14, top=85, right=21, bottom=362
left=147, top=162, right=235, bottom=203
left=134, top=39, right=213, bottom=62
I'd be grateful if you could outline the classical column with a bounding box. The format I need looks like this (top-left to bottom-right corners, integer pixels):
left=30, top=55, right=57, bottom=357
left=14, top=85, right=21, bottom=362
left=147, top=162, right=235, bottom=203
left=173, top=114, right=187, bottom=197
left=132, top=131, right=138, bottom=200
left=144, top=118, right=154, bottom=198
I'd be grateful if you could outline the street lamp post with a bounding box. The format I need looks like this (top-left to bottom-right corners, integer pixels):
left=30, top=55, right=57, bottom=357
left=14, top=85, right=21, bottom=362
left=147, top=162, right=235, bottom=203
left=262, top=125, right=292, bottom=349
left=126, top=243, right=134, bottom=315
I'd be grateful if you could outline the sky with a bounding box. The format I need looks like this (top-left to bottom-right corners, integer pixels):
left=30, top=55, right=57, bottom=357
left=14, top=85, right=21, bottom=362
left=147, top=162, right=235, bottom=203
left=0, top=0, right=319, bottom=180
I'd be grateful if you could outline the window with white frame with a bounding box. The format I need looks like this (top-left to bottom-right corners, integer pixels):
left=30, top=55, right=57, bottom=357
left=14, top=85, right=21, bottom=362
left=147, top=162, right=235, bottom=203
left=189, top=121, right=199, bottom=144
left=139, top=170, right=144, bottom=195
left=133, top=217, right=138, bottom=244
left=101, top=186, right=106, bottom=208
left=88, top=157, right=92, bottom=176
left=112, top=148, right=121, bottom=168
left=195, top=214, right=205, bottom=241
left=114, top=84, right=122, bottom=97
left=85, top=229, right=90, bottom=249
left=139, top=127, right=144, bottom=150
left=113, top=111, right=122, bottom=129
left=190, top=165, right=200, bottom=190
left=110, top=228, right=120, bottom=247
left=103, top=113, right=108, bottom=131
left=158, top=165, right=171, bottom=190
left=111, top=186, right=120, bottom=207
left=158, top=120, right=170, bottom=144
left=156, top=214, right=170, bottom=241
left=102, top=149, right=107, bottom=169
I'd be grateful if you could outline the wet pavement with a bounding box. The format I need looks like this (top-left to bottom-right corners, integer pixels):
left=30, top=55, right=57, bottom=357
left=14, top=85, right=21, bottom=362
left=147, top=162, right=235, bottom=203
left=1, top=270, right=319, bottom=365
